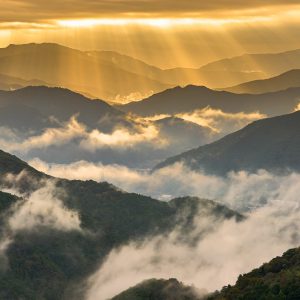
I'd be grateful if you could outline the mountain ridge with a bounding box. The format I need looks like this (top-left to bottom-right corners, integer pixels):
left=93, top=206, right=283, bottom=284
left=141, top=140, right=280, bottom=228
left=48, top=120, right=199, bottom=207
left=200, top=48, right=300, bottom=75
left=4, top=43, right=300, bottom=102
left=0, top=43, right=171, bottom=102
left=225, top=69, right=300, bottom=94
left=118, top=85, right=300, bottom=117
left=154, top=110, right=300, bottom=175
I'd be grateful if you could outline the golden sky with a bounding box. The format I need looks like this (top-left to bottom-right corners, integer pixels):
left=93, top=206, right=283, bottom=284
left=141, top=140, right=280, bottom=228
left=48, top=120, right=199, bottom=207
left=1, top=0, right=300, bottom=67
left=0, top=0, right=299, bottom=21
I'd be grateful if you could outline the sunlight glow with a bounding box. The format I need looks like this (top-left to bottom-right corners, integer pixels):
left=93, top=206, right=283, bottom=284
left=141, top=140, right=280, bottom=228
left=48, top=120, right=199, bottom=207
left=56, top=17, right=273, bottom=29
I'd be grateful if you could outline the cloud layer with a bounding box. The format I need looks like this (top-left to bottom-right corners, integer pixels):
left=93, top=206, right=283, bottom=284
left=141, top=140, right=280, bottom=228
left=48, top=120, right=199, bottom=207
left=1, top=0, right=299, bottom=23
left=177, top=108, right=266, bottom=134
left=0, top=108, right=264, bottom=168
left=85, top=176, right=300, bottom=299
left=5, top=155, right=300, bottom=300
left=0, top=116, right=165, bottom=154
left=29, top=160, right=300, bottom=212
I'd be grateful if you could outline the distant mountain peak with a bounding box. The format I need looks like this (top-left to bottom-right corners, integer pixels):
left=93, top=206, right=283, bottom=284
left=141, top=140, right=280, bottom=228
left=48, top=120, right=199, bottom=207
left=5, top=42, right=73, bottom=50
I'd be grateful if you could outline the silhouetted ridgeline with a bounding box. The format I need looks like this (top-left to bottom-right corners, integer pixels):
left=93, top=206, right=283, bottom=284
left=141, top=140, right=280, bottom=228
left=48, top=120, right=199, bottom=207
left=118, top=85, right=300, bottom=116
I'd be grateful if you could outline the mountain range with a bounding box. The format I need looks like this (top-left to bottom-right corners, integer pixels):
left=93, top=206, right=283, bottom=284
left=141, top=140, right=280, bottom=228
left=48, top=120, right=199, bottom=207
left=1, top=120, right=298, bottom=299
left=1, top=42, right=300, bottom=300
left=118, top=85, right=300, bottom=117
left=2, top=44, right=300, bottom=103
left=225, top=69, right=300, bottom=94
left=200, top=48, right=300, bottom=78
left=0, top=43, right=171, bottom=102
left=0, top=86, right=216, bottom=167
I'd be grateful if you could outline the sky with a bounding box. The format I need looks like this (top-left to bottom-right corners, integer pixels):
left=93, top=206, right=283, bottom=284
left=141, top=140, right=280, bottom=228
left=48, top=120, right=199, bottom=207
left=1, top=0, right=300, bottom=67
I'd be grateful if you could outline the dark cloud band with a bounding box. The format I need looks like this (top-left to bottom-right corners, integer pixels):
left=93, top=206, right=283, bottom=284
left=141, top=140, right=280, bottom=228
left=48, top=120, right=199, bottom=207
left=0, top=0, right=299, bottom=23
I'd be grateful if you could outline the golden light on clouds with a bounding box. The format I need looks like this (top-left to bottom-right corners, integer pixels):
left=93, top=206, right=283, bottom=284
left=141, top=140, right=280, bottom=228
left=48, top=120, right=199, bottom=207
left=55, top=16, right=275, bottom=29
left=0, top=1, right=299, bottom=29
left=56, top=18, right=184, bottom=29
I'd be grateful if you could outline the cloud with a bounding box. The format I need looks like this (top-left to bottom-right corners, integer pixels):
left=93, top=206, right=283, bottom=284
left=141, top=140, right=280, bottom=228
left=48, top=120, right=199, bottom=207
left=8, top=183, right=81, bottom=232
left=0, top=181, right=81, bottom=259
left=0, top=1, right=299, bottom=24
left=294, top=102, right=300, bottom=112
left=0, top=117, right=85, bottom=153
left=142, top=107, right=265, bottom=137
left=177, top=107, right=266, bottom=134
left=85, top=189, right=300, bottom=299
left=2, top=110, right=248, bottom=168
left=0, top=114, right=210, bottom=168
left=115, top=91, right=156, bottom=104
left=0, top=109, right=265, bottom=169
left=29, top=160, right=222, bottom=200
left=80, top=124, right=165, bottom=152
left=143, top=114, right=172, bottom=122
left=29, top=160, right=300, bottom=212
left=0, top=116, right=166, bottom=154
left=0, top=127, right=19, bottom=141
left=0, top=108, right=276, bottom=169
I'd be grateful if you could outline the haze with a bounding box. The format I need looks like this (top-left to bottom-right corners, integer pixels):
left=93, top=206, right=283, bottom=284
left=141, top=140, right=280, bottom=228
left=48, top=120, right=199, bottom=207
left=0, top=0, right=300, bottom=67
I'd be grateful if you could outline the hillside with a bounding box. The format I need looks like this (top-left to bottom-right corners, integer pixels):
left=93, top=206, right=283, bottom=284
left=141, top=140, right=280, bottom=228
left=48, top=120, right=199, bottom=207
left=155, top=110, right=300, bottom=175
left=0, top=149, right=242, bottom=299
left=118, top=85, right=300, bottom=117
left=114, top=247, right=300, bottom=300
left=208, top=248, right=300, bottom=300
left=225, top=69, right=300, bottom=94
